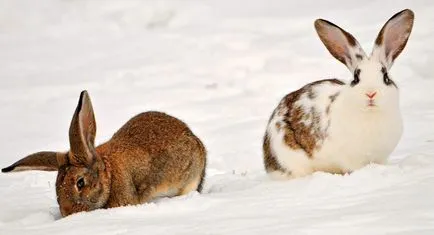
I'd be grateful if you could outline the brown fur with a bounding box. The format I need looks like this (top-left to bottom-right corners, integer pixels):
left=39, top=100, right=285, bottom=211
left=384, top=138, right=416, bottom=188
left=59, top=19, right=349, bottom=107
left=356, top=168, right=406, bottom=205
left=263, top=79, right=344, bottom=172
left=1, top=151, right=60, bottom=172
left=2, top=91, right=207, bottom=217
left=98, top=111, right=207, bottom=207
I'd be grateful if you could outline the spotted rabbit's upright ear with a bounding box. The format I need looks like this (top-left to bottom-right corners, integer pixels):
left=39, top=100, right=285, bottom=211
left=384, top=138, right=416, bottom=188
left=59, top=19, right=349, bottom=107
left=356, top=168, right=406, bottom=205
left=314, top=18, right=367, bottom=72
left=372, top=9, right=414, bottom=69
left=68, top=90, right=97, bottom=167
left=2, top=151, right=65, bottom=173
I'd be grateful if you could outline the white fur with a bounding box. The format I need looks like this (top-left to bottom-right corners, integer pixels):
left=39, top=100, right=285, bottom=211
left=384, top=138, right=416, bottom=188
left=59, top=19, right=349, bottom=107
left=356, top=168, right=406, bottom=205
left=267, top=59, right=403, bottom=177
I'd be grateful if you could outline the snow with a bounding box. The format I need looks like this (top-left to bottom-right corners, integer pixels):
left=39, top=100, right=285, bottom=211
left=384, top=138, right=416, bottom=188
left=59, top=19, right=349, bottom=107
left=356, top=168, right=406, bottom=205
left=1, top=0, right=434, bottom=234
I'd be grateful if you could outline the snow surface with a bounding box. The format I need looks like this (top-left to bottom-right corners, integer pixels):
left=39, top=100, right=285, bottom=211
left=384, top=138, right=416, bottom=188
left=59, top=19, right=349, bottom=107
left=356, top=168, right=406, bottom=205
left=1, top=0, right=434, bottom=234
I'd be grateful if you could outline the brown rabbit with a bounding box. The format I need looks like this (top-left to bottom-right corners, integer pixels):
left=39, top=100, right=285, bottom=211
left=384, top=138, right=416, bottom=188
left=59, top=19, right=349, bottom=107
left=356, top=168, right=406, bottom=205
left=2, top=90, right=207, bottom=217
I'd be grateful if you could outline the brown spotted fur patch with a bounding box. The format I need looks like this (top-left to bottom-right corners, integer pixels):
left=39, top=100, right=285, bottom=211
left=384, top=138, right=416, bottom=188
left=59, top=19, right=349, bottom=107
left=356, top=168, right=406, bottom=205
left=263, top=132, right=286, bottom=173
left=263, top=79, right=343, bottom=167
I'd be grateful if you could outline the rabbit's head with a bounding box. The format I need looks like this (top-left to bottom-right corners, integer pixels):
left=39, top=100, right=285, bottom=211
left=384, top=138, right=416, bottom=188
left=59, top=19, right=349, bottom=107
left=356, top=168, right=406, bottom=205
left=314, top=9, right=414, bottom=112
left=55, top=91, right=111, bottom=217
left=2, top=91, right=112, bottom=217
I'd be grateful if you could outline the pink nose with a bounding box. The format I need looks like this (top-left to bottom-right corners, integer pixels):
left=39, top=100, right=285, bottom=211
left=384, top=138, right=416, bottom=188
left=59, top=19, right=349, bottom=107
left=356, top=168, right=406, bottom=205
left=366, top=92, right=377, bottom=99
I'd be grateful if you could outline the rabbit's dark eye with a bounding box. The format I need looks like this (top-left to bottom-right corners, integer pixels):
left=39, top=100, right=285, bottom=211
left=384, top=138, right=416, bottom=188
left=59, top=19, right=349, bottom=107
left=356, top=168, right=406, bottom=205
left=76, top=178, right=85, bottom=190
left=384, top=76, right=392, bottom=85
left=382, top=67, right=393, bottom=86
left=351, top=69, right=361, bottom=86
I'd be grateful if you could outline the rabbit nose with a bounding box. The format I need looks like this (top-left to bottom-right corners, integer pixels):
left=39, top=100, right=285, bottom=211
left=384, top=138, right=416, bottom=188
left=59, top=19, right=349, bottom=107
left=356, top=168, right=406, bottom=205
left=366, top=92, right=377, bottom=99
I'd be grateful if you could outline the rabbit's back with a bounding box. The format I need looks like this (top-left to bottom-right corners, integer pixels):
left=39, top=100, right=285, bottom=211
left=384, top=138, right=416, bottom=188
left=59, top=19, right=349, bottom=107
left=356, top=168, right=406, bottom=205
left=112, top=111, right=194, bottom=148
left=97, top=111, right=206, bottom=207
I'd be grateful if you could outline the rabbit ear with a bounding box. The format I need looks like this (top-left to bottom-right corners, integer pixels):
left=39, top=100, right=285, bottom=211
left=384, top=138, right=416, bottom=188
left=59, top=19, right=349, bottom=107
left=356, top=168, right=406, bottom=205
left=315, top=19, right=367, bottom=71
left=68, top=90, right=97, bottom=166
left=2, top=151, right=63, bottom=172
left=372, top=9, right=414, bottom=69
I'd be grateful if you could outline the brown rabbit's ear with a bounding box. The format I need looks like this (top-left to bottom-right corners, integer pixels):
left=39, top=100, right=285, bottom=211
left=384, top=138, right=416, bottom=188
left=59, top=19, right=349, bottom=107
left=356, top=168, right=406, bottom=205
left=372, top=9, right=414, bottom=68
left=2, top=151, right=63, bottom=173
left=68, top=90, right=97, bottom=166
left=315, top=19, right=367, bottom=72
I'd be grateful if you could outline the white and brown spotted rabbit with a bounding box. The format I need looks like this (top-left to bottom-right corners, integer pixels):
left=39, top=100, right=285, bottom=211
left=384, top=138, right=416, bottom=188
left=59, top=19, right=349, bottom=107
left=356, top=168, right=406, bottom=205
left=2, top=91, right=207, bottom=217
left=263, top=9, right=414, bottom=179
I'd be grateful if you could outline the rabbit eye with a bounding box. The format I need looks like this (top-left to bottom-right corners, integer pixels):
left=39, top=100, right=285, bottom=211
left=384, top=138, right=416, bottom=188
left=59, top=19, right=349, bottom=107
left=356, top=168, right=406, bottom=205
left=351, top=69, right=361, bottom=86
left=76, top=178, right=85, bottom=190
left=382, top=67, right=393, bottom=86
left=384, top=76, right=392, bottom=85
